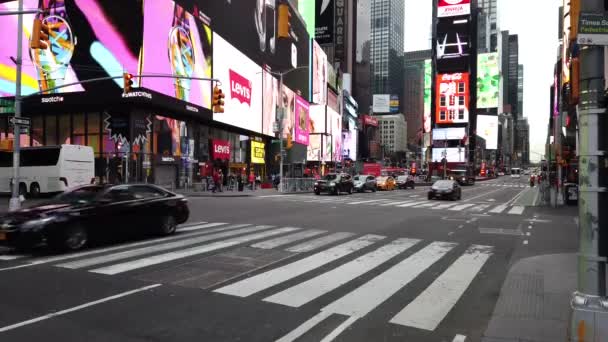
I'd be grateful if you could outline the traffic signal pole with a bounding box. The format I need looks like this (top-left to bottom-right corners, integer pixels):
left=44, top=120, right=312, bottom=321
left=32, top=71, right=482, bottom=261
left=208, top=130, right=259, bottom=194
left=9, top=0, right=25, bottom=212
left=570, top=0, right=608, bottom=339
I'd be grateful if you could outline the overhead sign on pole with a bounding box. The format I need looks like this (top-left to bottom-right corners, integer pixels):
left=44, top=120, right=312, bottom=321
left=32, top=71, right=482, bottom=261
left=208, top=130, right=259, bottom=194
left=8, top=116, right=30, bottom=127
left=577, top=12, right=608, bottom=45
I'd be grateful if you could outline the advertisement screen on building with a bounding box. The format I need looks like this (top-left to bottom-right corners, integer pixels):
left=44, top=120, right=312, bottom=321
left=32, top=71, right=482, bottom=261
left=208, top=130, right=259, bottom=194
left=432, top=127, right=467, bottom=141
left=307, top=134, right=331, bottom=161
left=294, top=95, right=310, bottom=145
left=262, top=69, right=279, bottom=136
left=212, top=139, right=231, bottom=160
left=424, top=59, right=432, bottom=133
left=437, top=0, right=471, bottom=18
left=298, top=0, right=316, bottom=37
left=435, top=72, right=470, bottom=124
left=436, top=19, right=470, bottom=71
left=476, top=115, right=498, bottom=150
left=327, top=107, right=342, bottom=162
left=197, top=0, right=309, bottom=97
left=0, top=0, right=144, bottom=97
left=390, top=95, right=400, bottom=113
left=372, top=94, right=391, bottom=113
left=142, top=0, right=212, bottom=108
left=432, top=148, right=465, bottom=163
left=477, top=53, right=499, bottom=109
left=315, top=0, right=334, bottom=45
left=312, top=40, right=328, bottom=105
left=213, top=33, right=263, bottom=133
left=251, top=140, right=265, bottom=164
left=342, top=117, right=358, bottom=161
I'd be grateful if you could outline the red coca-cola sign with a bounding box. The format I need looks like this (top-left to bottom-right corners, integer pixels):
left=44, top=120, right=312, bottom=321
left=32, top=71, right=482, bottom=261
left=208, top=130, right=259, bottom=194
left=362, top=115, right=379, bottom=127
left=229, top=69, right=252, bottom=106
left=211, top=139, right=231, bottom=160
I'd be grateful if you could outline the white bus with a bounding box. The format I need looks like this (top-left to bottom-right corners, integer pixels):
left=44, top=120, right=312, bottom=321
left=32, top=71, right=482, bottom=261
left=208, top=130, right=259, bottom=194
left=0, top=145, right=94, bottom=197
left=510, top=167, right=522, bottom=178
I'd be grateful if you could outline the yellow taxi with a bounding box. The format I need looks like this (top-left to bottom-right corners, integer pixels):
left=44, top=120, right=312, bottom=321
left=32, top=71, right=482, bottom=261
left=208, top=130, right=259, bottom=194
left=376, top=176, right=396, bottom=191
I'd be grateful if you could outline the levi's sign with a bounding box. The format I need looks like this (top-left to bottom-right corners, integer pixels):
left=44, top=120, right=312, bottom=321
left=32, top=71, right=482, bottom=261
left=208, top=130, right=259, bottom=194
left=212, top=139, right=231, bottom=160
left=229, top=69, right=252, bottom=106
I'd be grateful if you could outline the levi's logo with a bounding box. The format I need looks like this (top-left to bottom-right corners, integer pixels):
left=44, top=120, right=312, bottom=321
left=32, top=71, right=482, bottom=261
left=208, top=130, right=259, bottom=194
left=215, top=145, right=230, bottom=154
left=229, top=69, right=252, bottom=106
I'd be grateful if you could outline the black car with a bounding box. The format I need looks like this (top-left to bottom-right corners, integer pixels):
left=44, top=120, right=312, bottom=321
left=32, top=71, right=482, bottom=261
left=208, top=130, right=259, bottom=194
left=428, top=180, right=462, bottom=200
left=353, top=175, right=377, bottom=193
left=314, top=173, right=354, bottom=195
left=0, top=184, right=189, bottom=251
left=396, top=175, right=416, bottom=189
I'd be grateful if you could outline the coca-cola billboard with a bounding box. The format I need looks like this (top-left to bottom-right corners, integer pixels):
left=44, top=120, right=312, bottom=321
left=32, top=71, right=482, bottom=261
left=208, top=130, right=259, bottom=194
left=435, top=72, right=470, bottom=124
left=362, top=115, right=379, bottom=127
left=211, top=139, right=231, bottom=160
left=437, top=0, right=471, bottom=18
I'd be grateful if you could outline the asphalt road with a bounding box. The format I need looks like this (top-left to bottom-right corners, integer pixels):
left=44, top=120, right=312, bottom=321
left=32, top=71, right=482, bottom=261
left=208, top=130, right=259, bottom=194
left=0, top=176, right=578, bottom=342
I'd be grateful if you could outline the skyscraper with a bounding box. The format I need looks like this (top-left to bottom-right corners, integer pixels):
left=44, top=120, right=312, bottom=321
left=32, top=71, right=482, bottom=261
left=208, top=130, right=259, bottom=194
left=370, top=0, right=404, bottom=96
left=508, top=34, right=519, bottom=119
left=517, top=64, right=524, bottom=116
left=403, top=50, right=431, bottom=148
left=478, top=0, right=498, bottom=51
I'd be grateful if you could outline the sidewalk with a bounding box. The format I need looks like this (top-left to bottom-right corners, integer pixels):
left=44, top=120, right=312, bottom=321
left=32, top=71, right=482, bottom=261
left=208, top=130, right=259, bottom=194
left=482, top=253, right=577, bottom=342
left=175, top=187, right=278, bottom=198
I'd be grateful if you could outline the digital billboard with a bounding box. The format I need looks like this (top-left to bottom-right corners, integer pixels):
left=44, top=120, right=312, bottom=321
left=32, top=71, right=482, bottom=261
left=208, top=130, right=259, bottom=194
left=437, top=0, right=471, bottom=18
left=213, top=33, right=263, bottom=133
left=372, top=94, right=391, bottom=113
left=432, top=127, right=467, bottom=141
left=436, top=19, right=470, bottom=72
left=342, top=117, right=358, bottom=161
left=262, top=69, right=279, bottom=136
left=424, top=59, right=432, bottom=133
left=294, top=95, right=310, bottom=145
left=435, top=72, right=470, bottom=124
left=327, top=106, right=342, bottom=162
left=251, top=140, right=265, bottom=164
left=432, top=147, right=465, bottom=163
left=477, top=53, right=499, bottom=109
left=298, top=0, right=316, bottom=37
left=307, top=104, right=329, bottom=161
left=0, top=0, right=143, bottom=97
left=142, top=0, right=212, bottom=108
left=315, top=0, right=334, bottom=45
left=476, top=115, right=498, bottom=150
left=312, top=40, right=328, bottom=105
left=309, top=104, right=326, bottom=133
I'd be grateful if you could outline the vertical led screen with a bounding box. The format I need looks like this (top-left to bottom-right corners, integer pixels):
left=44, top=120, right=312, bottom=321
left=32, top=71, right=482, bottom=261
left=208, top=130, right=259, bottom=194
left=476, top=114, right=498, bottom=150
left=476, top=53, right=499, bottom=109
left=424, top=59, right=432, bottom=133
left=311, top=40, right=328, bottom=105
left=435, top=72, right=470, bottom=124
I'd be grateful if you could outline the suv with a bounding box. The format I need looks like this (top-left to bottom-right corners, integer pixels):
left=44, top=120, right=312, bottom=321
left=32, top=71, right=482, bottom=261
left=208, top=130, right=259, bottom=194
left=396, top=175, right=415, bottom=189
left=314, top=173, right=354, bottom=195
left=353, top=175, right=377, bottom=192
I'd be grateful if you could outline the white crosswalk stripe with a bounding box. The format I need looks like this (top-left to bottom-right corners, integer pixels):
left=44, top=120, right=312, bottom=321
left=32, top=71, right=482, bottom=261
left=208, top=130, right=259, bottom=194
left=508, top=206, right=525, bottom=215
left=448, top=203, right=476, bottom=211
left=250, top=229, right=326, bottom=249
left=285, top=232, right=356, bottom=253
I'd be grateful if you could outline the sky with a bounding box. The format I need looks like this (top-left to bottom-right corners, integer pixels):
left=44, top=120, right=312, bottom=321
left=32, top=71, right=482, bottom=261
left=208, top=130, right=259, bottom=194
left=403, top=0, right=562, bottom=162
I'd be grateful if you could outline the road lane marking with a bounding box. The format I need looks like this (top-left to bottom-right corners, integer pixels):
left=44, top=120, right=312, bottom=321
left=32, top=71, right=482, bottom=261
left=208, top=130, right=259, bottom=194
left=275, top=311, right=332, bottom=342
left=179, top=222, right=227, bottom=231
left=0, top=254, right=27, bottom=261
left=397, top=201, right=425, bottom=207
left=523, top=240, right=529, bottom=245
left=390, top=245, right=493, bottom=330
left=448, top=203, right=475, bottom=211
left=379, top=200, right=414, bottom=206
left=91, top=227, right=300, bottom=275
left=488, top=204, right=508, bottom=214
left=468, top=204, right=490, bottom=212
left=264, top=238, right=420, bottom=307
left=411, top=202, right=435, bottom=208
left=0, top=284, right=161, bottom=333
left=453, top=334, right=467, bottom=342
left=463, top=187, right=505, bottom=202
left=214, top=235, right=385, bottom=297
left=478, top=228, right=523, bottom=236
left=508, top=206, right=525, bottom=215
left=285, top=232, right=356, bottom=253
left=251, top=230, right=326, bottom=249
left=321, top=241, right=456, bottom=317
left=0, top=222, right=234, bottom=272
left=347, top=199, right=384, bottom=205
left=57, top=224, right=263, bottom=269
left=431, top=203, right=460, bottom=210
left=319, top=316, right=359, bottom=342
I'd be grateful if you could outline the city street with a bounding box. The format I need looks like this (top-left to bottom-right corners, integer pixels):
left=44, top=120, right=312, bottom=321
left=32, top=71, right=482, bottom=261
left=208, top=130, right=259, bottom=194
left=0, top=177, right=578, bottom=342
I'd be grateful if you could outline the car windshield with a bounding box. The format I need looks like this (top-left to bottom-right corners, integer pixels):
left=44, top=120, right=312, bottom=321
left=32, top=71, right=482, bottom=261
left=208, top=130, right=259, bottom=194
left=451, top=170, right=466, bottom=176
left=377, top=177, right=388, bottom=182
left=53, top=186, right=105, bottom=204
left=324, top=174, right=338, bottom=181
left=433, top=180, right=454, bottom=189
left=397, top=176, right=408, bottom=181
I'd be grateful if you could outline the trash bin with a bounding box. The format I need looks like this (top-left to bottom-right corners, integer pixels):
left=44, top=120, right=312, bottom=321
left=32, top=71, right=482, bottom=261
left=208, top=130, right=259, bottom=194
left=564, top=183, right=578, bottom=206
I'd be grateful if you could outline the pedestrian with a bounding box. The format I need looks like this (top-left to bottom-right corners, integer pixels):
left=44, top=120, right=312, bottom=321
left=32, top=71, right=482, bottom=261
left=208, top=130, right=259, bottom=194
left=249, top=172, right=256, bottom=191
left=212, top=169, right=219, bottom=193
left=218, top=170, right=224, bottom=192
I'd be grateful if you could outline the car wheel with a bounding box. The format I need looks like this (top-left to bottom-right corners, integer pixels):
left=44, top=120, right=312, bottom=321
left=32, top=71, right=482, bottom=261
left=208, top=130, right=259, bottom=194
left=372, top=187, right=377, bottom=192
left=410, top=183, right=415, bottom=190
left=158, top=215, right=177, bottom=236
left=348, top=186, right=353, bottom=194
left=49, top=223, right=88, bottom=252
left=332, top=188, right=339, bottom=196
left=30, top=183, right=40, bottom=198
left=314, top=191, right=320, bottom=195
left=428, top=194, right=433, bottom=200
left=18, top=183, right=27, bottom=197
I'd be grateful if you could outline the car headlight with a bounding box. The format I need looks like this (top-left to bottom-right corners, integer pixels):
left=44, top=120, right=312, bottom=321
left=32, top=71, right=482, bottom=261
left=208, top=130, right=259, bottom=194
left=329, top=182, right=336, bottom=186
left=21, top=217, right=54, bottom=230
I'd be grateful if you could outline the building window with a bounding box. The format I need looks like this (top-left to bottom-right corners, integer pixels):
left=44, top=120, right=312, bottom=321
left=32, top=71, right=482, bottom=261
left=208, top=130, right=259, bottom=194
left=458, top=96, right=465, bottom=106
left=440, top=95, right=446, bottom=106
left=440, top=110, right=446, bottom=121
left=448, top=110, right=456, bottom=120
left=87, top=112, right=100, bottom=154
left=46, top=115, right=57, bottom=145
left=458, top=109, right=465, bottom=120
left=458, top=82, right=465, bottom=93
left=73, top=113, right=85, bottom=146
left=59, top=114, right=71, bottom=144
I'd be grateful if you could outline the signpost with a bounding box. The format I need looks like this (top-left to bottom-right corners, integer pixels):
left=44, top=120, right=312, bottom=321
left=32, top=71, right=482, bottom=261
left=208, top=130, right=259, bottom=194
left=577, top=12, right=608, bottom=45
left=8, top=116, right=30, bottom=127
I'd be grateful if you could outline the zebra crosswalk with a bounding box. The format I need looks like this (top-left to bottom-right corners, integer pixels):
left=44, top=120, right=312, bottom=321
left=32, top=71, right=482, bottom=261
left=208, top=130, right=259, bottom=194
left=255, top=194, right=529, bottom=215
left=480, top=183, right=529, bottom=188
left=0, top=221, right=497, bottom=339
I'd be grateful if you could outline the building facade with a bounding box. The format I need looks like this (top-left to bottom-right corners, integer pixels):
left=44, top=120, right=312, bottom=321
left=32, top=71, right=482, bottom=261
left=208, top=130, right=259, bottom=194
left=478, top=0, right=498, bottom=52
left=370, top=0, right=404, bottom=95
left=378, top=114, right=407, bottom=154
left=403, top=50, right=432, bottom=149
left=508, top=34, right=520, bottom=120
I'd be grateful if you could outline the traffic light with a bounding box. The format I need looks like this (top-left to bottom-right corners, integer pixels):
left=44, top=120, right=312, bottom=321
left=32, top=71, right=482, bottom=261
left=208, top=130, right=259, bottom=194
left=278, top=4, right=291, bottom=39
left=123, top=73, right=134, bottom=93
left=212, top=85, right=225, bottom=113
left=30, top=18, right=50, bottom=49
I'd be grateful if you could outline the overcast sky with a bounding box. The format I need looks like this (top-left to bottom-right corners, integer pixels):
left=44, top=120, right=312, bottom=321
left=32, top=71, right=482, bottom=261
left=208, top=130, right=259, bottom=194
left=404, top=0, right=562, bottom=161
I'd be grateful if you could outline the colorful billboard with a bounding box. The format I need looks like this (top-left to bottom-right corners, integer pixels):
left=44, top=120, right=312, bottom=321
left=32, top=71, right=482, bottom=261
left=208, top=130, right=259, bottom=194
left=298, top=0, right=316, bottom=37
left=432, top=127, right=467, bottom=141
left=423, top=59, right=432, bottom=133
left=262, top=69, right=279, bottom=136
left=312, top=40, right=328, bottom=105
left=437, top=0, right=471, bottom=18
left=372, top=94, right=391, bottom=113
left=390, top=95, right=400, bottom=113
left=213, top=33, right=263, bottom=133
left=477, top=53, right=499, bottom=109
left=294, top=95, right=310, bottom=145
left=251, top=140, right=265, bottom=164
left=435, top=72, right=470, bottom=124
left=212, top=139, right=231, bottom=160
left=315, top=0, right=334, bottom=45
left=476, top=114, right=498, bottom=150
left=432, top=147, right=465, bottom=163
left=327, top=106, right=342, bottom=162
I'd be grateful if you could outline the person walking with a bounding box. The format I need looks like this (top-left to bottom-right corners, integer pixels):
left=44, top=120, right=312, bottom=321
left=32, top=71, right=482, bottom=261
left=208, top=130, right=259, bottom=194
left=212, top=169, right=219, bottom=193
left=249, top=172, right=256, bottom=191
left=218, top=170, right=224, bottom=192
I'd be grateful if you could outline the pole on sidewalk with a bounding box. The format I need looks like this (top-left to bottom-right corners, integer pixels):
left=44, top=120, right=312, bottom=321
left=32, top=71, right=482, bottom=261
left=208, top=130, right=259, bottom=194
left=9, top=0, right=24, bottom=212
left=278, top=73, right=284, bottom=193
left=570, top=1, right=608, bottom=339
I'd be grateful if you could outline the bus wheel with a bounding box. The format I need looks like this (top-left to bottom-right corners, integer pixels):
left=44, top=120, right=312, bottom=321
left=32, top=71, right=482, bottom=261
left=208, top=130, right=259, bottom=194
left=30, top=183, right=40, bottom=198
left=19, top=183, right=27, bottom=197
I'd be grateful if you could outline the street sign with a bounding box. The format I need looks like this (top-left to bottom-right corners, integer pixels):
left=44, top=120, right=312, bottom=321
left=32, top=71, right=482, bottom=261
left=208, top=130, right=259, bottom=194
left=8, top=116, right=30, bottom=127
left=578, top=12, right=608, bottom=46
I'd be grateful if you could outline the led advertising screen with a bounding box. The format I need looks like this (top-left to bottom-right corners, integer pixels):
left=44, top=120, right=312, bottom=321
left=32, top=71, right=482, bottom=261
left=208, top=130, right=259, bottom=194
left=424, top=59, right=432, bottom=133
left=432, top=127, right=467, bottom=141
left=315, top=0, right=334, bottom=44
left=432, top=147, right=465, bottom=163
left=294, top=95, right=310, bottom=145
left=312, top=40, right=328, bottom=105
left=262, top=69, right=279, bottom=136
left=327, top=107, right=342, bottom=162
left=298, top=0, right=316, bottom=37
left=436, top=19, right=470, bottom=72
left=342, top=117, right=358, bottom=161
left=476, top=114, right=498, bottom=150
left=372, top=94, right=391, bottom=113
left=437, top=0, right=471, bottom=18
left=0, top=0, right=143, bottom=97
left=307, top=104, right=328, bottom=161
left=251, top=140, right=266, bottom=164
left=142, top=0, right=212, bottom=108
left=435, top=72, right=470, bottom=124
left=197, top=0, right=310, bottom=97
left=213, top=33, right=263, bottom=133
left=309, top=104, right=326, bottom=133
left=477, top=53, right=499, bottom=109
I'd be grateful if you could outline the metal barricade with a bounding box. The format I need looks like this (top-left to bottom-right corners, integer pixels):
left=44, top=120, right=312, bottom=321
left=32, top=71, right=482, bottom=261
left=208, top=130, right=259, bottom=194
left=280, top=178, right=316, bottom=193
